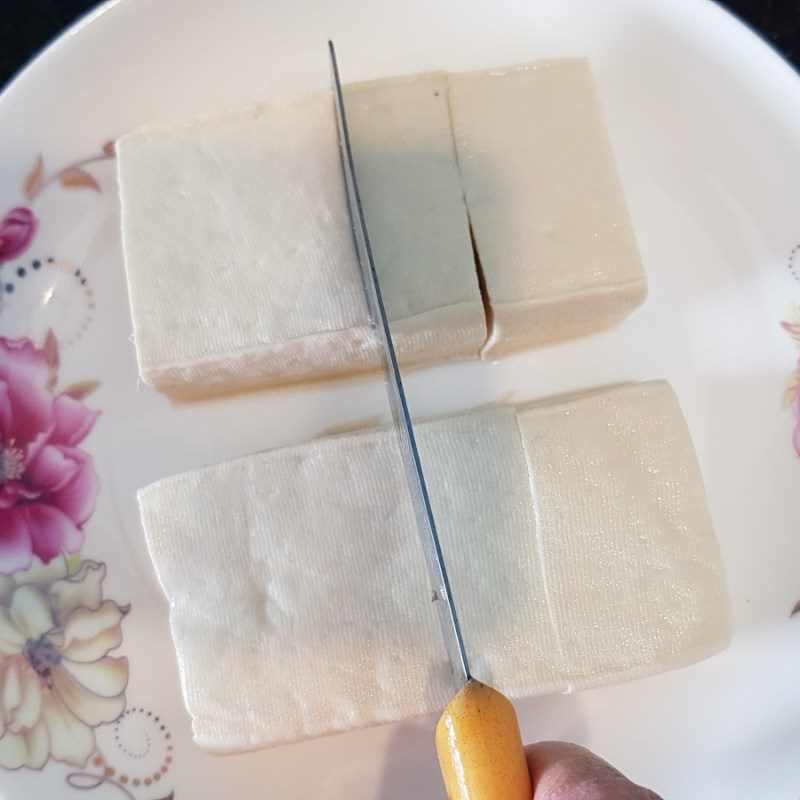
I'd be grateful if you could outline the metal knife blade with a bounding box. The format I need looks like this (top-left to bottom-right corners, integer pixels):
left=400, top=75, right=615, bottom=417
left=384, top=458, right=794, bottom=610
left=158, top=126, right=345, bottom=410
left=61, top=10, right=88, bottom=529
left=328, top=40, right=470, bottom=687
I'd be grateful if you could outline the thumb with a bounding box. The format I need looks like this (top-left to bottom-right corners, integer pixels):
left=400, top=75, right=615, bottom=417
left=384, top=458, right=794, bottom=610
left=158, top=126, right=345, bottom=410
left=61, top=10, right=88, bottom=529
left=525, top=741, right=663, bottom=799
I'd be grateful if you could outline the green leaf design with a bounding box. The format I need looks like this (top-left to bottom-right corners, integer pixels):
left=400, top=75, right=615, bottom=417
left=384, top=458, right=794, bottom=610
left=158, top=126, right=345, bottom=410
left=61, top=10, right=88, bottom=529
left=65, top=552, right=83, bottom=575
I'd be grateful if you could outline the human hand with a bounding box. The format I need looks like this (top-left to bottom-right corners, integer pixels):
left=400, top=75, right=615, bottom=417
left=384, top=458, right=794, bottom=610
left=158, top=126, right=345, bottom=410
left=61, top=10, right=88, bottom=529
left=525, top=742, right=663, bottom=799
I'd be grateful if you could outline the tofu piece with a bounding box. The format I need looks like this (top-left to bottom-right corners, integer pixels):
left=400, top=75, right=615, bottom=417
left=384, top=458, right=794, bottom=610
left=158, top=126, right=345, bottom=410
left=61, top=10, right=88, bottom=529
left=139, top=381, right=730, bottom=753
left=118, top=94, right=369, bottom=396
left=447, top=59, right=647, bottom=357
left=117, top=82, right=483, bottom=397
left=515, top=382, right=731, bottom=685
left=344, top=73, right=485, bottom=364
left=141, top=406, right=534, bottom=751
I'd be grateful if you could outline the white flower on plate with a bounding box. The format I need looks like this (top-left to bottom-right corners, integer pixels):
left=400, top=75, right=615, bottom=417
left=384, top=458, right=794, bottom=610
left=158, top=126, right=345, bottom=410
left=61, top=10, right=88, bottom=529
left=0, top=556, right=128, bottom=769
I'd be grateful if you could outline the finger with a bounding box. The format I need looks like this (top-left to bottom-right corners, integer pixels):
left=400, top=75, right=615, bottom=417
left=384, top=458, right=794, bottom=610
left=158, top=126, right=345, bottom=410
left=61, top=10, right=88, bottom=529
left=525, top=741, right=663, bottom=799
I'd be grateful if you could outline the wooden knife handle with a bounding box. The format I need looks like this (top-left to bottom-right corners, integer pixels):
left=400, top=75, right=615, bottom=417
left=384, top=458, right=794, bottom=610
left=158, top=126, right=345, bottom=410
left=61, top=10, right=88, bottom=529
left=435, top=679, right=533, bottom=800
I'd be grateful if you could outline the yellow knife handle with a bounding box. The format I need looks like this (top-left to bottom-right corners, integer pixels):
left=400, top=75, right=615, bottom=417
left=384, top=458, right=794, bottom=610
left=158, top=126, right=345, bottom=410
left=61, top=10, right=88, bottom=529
left=435, top=679, right=533, bottom=800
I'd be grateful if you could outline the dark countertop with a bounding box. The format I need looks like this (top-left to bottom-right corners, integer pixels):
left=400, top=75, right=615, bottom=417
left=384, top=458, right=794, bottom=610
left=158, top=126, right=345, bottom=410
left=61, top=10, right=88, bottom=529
left=1, top=0, right=799, bottom=90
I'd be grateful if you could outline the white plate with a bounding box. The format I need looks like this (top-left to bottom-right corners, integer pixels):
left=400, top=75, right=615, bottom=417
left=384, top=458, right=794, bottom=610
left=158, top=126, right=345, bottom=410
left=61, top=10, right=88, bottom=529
left=1, top=0, right=799, bottom=797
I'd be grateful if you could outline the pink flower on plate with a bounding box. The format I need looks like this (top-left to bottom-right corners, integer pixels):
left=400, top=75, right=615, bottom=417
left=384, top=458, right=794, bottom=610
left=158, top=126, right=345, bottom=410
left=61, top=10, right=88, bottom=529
left=0, top=337, right=100, bottom=574
left=0, top=208, right=37, bottom=264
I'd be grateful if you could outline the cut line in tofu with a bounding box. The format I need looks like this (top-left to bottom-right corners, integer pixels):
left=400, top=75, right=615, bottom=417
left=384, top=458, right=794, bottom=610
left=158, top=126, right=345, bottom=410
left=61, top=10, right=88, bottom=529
left=447, top=59, right=648, bottom=358
left=344, top=73, right=486, bottom=352
left=139, top=381, right=730, bottom=753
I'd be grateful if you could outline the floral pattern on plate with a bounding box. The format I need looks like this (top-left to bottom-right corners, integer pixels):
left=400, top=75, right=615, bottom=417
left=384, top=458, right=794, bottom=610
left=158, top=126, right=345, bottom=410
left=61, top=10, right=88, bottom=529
left=0, top=555, right=127, bottom=769
left=0, top=334, right=100, bottom=572
left=0, top=150, right=175, bottom=798
left=0, top=207, right=37, bottom=265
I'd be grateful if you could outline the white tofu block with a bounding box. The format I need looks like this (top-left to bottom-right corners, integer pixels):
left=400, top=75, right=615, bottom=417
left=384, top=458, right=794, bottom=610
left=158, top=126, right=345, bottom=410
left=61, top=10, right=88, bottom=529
left=515, top=382, right=731, bottom=685
left=139, top=381, right=730, bottom=753
left=118, top=82, right=483, bottom=397
left=118, top=95, right=368, bottom=396
left=447, top=59, right=648, bottom=357
left=344, top=73, right=485, bottom=363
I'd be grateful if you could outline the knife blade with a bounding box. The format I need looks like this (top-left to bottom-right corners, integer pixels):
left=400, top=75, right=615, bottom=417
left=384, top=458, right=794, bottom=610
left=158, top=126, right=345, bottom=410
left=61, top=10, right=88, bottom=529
left=328, top=39, right=470, bottom=688
left=329, top=41, right=532, bottom=800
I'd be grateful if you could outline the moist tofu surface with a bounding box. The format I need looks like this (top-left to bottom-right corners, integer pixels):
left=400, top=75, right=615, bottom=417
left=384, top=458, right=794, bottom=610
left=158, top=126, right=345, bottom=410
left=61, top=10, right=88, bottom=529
left=139, top=382, right=730, bottom=752
left=447, top=59, right=647, bottom=355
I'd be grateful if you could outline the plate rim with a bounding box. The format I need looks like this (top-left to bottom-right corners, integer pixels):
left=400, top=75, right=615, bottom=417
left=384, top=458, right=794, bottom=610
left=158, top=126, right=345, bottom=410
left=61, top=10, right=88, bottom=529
left=2, top=0, right=800, bottom=110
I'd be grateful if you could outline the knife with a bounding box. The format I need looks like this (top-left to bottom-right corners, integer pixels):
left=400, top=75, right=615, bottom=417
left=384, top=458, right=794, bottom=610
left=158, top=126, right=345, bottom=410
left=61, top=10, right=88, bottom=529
left=329, top=41, right=533, bottom=800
